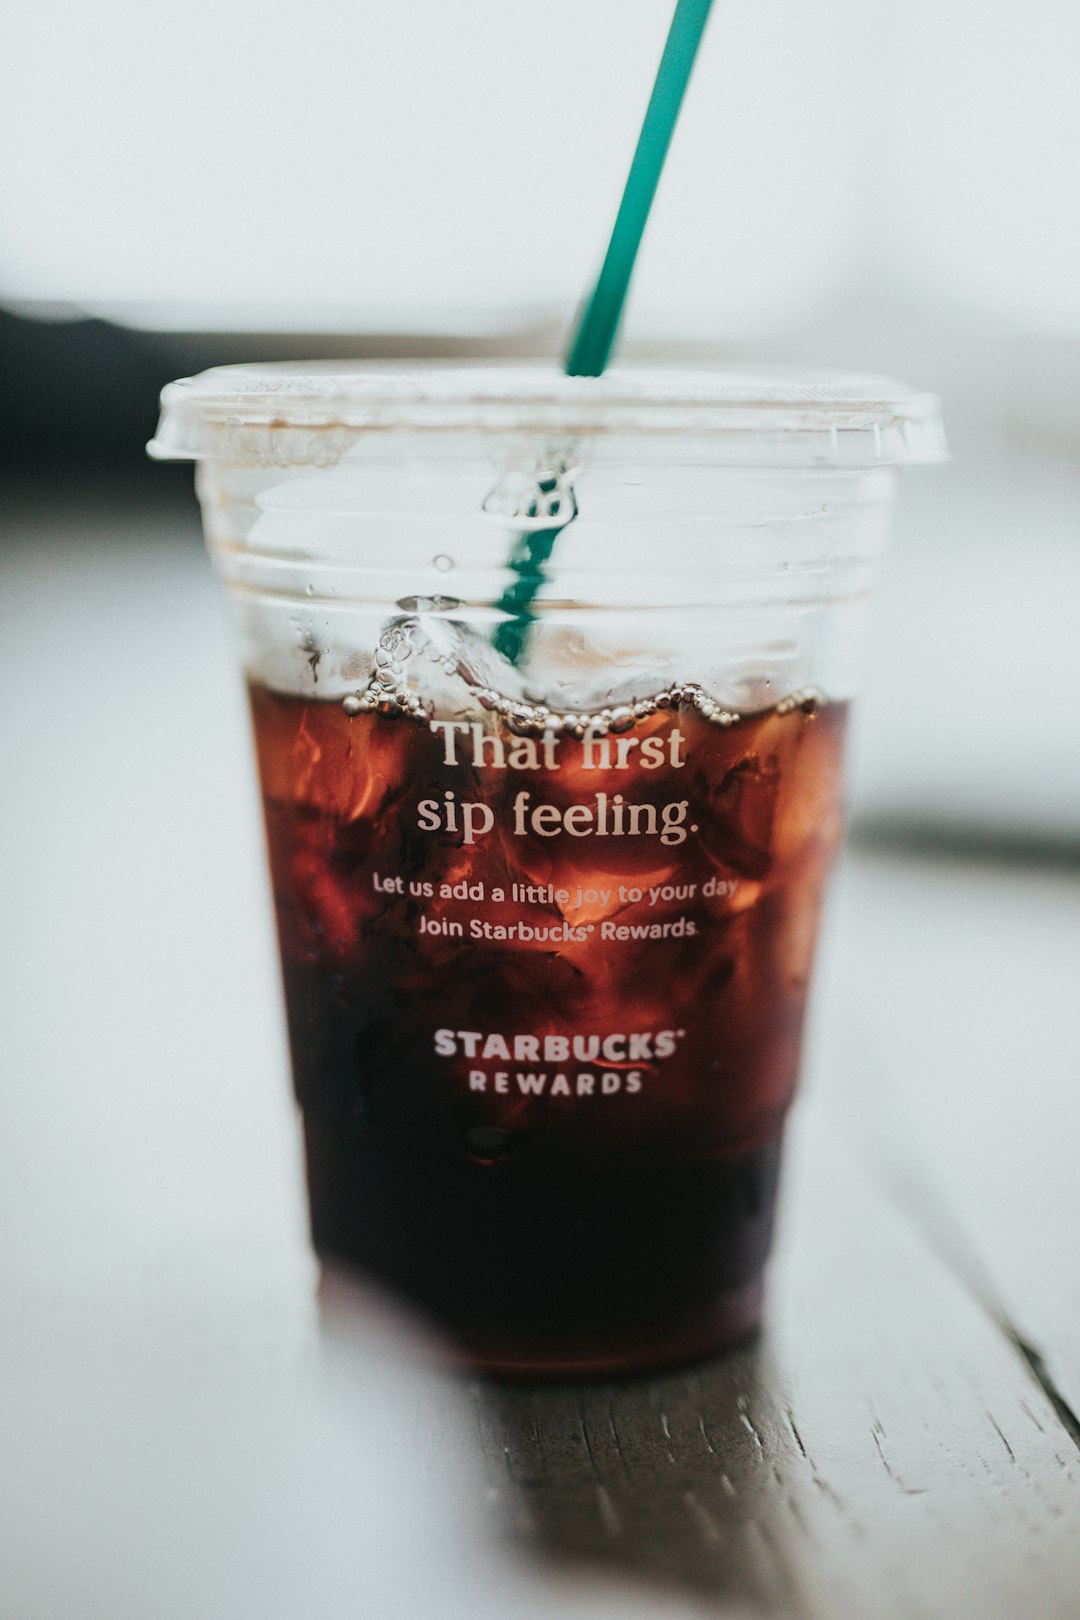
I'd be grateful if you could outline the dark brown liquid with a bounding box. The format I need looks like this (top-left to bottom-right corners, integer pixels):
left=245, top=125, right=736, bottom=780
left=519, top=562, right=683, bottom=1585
left=250, top=683, right=848, bottom=1374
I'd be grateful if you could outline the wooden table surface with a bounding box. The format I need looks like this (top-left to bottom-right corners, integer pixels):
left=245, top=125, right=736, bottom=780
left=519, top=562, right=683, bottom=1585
left=3, top=480, right=1078, bottom=1619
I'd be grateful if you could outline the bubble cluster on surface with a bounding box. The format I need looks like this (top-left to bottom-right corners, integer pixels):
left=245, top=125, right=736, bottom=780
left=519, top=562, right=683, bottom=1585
left=340, top=604, right=821, bottom=735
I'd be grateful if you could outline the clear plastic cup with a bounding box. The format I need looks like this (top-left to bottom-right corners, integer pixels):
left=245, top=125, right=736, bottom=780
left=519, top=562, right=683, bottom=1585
left=151, top=364, right=944, bottom=1376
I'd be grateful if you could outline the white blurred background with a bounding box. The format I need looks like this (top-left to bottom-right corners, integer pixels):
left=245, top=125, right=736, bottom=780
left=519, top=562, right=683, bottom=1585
left=4, top=0, right=1080, bottom=337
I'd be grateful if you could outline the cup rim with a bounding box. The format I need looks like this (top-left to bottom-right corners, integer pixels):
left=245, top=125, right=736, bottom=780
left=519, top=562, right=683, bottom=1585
left=148, top=359, right=946, bottom=468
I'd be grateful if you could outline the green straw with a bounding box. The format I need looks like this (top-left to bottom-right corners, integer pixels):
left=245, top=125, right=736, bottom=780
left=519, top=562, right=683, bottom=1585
left=493, top=0, right=715, bottom=665
left=566, top=0, right=716, bottom=379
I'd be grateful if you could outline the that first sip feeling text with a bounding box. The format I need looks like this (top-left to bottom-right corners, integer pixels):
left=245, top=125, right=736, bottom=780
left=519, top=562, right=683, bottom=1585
left=415, top=720, right=696, bottom=847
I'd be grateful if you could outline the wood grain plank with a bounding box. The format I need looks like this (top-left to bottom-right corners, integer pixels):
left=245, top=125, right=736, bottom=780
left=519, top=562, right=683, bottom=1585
left=819, top=852, right=1080, bottom=1421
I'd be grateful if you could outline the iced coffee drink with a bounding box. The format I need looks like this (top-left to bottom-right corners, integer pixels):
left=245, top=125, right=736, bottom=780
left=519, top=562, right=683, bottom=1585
left=151, top=364, right=944, bottom=1374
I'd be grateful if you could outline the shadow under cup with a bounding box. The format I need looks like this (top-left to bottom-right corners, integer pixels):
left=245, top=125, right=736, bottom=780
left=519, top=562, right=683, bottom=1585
left=151, top=364, right=944, bottom=1376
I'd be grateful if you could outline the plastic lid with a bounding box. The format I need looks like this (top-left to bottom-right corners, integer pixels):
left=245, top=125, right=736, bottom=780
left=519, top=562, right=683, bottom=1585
left=148, top=361, right=946, bottom=468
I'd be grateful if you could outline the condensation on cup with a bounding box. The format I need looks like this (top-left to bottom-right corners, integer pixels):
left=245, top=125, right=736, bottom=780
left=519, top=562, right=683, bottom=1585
left=151, top=365, right=946, bottom=1376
